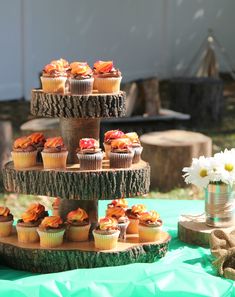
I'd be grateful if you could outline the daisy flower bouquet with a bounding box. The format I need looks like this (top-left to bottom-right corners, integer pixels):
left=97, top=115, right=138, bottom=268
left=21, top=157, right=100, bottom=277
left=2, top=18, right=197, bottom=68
left=183, top=149, right=235, bottom=227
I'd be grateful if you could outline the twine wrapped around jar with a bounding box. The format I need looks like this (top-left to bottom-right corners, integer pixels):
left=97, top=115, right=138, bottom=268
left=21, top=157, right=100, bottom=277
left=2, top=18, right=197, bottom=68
left=205, top=183, right=235, bottom=227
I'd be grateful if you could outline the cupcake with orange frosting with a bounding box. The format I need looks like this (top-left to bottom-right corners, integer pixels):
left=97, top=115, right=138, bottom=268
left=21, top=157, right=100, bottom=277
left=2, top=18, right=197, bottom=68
left=68, top=62, right=93, bottom=95
left=106, top=202, right=129, bottom=240
left=110, top=138, right=133, bottom=168
left=37, top=216, right=65, bottom=248
left=16, top=203, right=48, bottom=243
left=107, top=198, right=128, bottom=211
left=125, top=132, right=143, bottom=163
left=93, top=217, right=120, bottom=250
left=0, top=207, right=13, bottom=237
left=41, top=58, right=69, bottom=93
left=66, top=208, right=90, bottom=242
left=103, top=130, right=125, bottom=159
left=93, top=61, right=122, bottom=93
left=138, top=210, right=163, bottom=242
left=77, top=138, right=103, bottom=170
left=27, top=132, right=46, bottom=162
left=12, top=136, right=37, bottom=169
left=126, top=204, right=147, bottom=234
left=41, top=137, right=68, bottom=169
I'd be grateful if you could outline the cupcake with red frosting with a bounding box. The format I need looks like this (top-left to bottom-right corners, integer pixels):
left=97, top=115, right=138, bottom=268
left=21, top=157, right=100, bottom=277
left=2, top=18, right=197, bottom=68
left=125, top=132, right=143, bottom=163
left=37, top=216, right=65, bottom=248
left=138, top=210, right=163, bottom=242
left=93, top=60, right=122, bottom=93
left=66, top=208, right=90, bottom=242
left=0, top=207, right=13, bottom=237
left=12, top=136, right=37, bottom=169
left=93, top=217, right=120, bottom=250
left=126, top=204, right=147, bottom=234
left=41, top=58, right=69, bottom=93
left=16, top=203, right=48, bottom=243
left=110, top=138, right=133, bottom=168
left=68, top=62, right=93, bottom=95
left=106, top=201, right=129, bottom=241
left=27, top=132, right=46, bottom=162
left=77, top=138, right=103, bottom=170
left=103, top=130, right=125, bottom=159
left=41, top=137, right=68, bottom=169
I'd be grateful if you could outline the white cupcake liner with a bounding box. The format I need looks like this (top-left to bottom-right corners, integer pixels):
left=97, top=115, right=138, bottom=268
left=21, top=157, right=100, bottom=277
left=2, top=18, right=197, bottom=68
left=95, top=77, right=122, bottom=93
left=69, top=78, right=94, bottom=95
left=11, top=151, right=37, bottom=169
left=37, top=229, right=65, bottom=248
left=0, top=220, right=13, bottom=237
left=66, top=224, right=91, bottom=242
left=132, top=146, right=143, bottom=164
left=109, top=152, right=133, bottom=168
left=93, top=230, right=120, bottom=250
left=16, top=225, right=39, bottom=243
left=41, top=151, right=68, bottom=169
left=138, top=224, right=162, bottom=242
left=77, top=152, right=103, bottom=170
left=40, top=76, right=67, bottom=94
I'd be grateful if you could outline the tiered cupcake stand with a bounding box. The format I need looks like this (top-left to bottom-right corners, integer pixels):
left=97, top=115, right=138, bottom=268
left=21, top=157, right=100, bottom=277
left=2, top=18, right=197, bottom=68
left=1, top=90, right=170, bottom=273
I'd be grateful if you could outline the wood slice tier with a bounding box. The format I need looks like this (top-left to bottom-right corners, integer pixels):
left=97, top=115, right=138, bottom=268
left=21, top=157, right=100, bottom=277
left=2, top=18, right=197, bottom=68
left=0, top=231, right=170, bottom=273
left=31, top=89, right=126, bottom=118
left=178, top=215, right=235, bottom=247
left=3, top=160, right=150, bottom=200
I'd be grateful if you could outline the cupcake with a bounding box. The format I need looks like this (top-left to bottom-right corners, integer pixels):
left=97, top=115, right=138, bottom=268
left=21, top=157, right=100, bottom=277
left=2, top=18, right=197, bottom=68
left=125, top=132, right=143, bottom=163
left=0, top=207, right=13, bottom=237
left=37, top=216, right=65, bottom=248
left=66, top=208, right=90, bottom=242
left=93, top=61, right=122, bottom=93
left=138, top=210, right=163, bottom=242
left=126, top=204, right=147, bottom=234
left=103, top=130, right=125, bottom=159
left=16, top=203, right=48, bottom=243
left=41, top=137, right=68, bottom=169
left=106, top=205, right=129, bottom=241
left=52, top=197, right=61, bottom=216
left=40, top=58, right=69, bottom=94
left=109, top=138, right=133, bottom=168
left=27, top=132, right=46, bottom=162
left=77, top=138, right=103, bottom=170
left=68, top=62, right=94, bottom=95
left=12, top=136, right=37, bottom=169
left=93, top=217, right=120, bottom=250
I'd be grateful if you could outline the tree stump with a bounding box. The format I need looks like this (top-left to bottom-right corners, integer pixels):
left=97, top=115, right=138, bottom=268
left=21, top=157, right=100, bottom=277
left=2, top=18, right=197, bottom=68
left=140, top=130, right=212, bottom=192
left=20, top=118, right=60, bottom=138
left=169, top=77, right=224, bottom=126
left=0, top=121, right=12, bottom=193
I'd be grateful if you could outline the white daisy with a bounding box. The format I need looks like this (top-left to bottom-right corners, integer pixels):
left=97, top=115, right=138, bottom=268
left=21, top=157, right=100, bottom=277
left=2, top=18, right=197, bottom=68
left=182, top=156, right=212, bottom=188
left=214, top=149, right=235, bottom=186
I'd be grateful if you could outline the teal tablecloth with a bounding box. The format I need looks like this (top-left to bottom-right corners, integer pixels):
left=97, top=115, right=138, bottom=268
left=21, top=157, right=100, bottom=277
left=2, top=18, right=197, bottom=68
left=0, top=199, right=234, bottom=297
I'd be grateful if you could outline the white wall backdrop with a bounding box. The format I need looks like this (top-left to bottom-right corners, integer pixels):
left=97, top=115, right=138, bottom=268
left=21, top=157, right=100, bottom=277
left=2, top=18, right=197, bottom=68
left=0, top=0, right=234, bottom=100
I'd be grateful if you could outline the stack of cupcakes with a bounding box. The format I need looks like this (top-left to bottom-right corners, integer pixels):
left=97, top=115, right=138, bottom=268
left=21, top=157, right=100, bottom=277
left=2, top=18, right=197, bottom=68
left=0, top=207, right=13, bottom=237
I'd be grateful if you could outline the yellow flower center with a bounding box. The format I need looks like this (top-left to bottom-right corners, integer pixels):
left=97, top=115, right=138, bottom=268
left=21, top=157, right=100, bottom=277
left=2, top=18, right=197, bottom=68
left=225, top=163, right=234, bottom=172
left=199, top=169, right=208, bottom=178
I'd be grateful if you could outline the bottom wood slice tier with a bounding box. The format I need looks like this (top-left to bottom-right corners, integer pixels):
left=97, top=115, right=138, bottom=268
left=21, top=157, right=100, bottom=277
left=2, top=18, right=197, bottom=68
left=0, top=230, right=170, bottom=273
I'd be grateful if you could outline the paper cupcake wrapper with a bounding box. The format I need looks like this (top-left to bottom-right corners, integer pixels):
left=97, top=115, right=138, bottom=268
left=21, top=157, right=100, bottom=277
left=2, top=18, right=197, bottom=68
left=69, top=78, right=94, bottom=95
left=37, top=229, right=65, bottom=248
left=103, top=143, right=111, bottom=159
left=109, top=152, right=133, bottom=168
left=66, top=224, right=91, bottom=242
left=12, top=151, right=37, bottom=169
left=138, top=224, right=162, bottom=242
left=16, top=225, right=39, bottom=243
left=93, top=230, right=120, bottom=250
left=95, top=77, right=122, bottom=93
left=41, top=151, right=68, bottom=169
left=77, top=152, right=103, bottom=170
left=132, top=146, right=143, bottom=164
left=0, top=220, right=13, bottom=237
left=117, top=221, right=129, bottom=241
left=41, top=76, right=67, bottom=94
left=126, top=218, right=139, bottom=234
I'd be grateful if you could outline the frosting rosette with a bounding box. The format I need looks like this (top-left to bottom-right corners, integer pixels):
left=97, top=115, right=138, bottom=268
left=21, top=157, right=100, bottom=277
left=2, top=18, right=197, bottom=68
left=106, top=207, right=126, bottom=219
left=13, top=137, right=35, bottom=151
left=26, top=203, right=45, bottom=216
left=50, top=58, right=70, bottom=70
left=39, top=216, right=63, bottom=229
left=69, top=62, right=93, bottom=78
left=0, top=207, right=10, bottom=217
left=104, top=130, right=124, bottom=144
left=139, top=210, right=160, bottom=224
left=131, top=204, right=146, bottom=215
left=111, top=138, right=132, bottom=152
left=43, top=59, right=69, bottom=77
left=67, top=208, right=88, bottom=222
left=43, top=137, right=67, bottom=153
left=79, top=138, right=99, bottom=150
left=21, top=210, right=39, bottom=223
left=93, top=61, right=121, bottom=77
left=110, top=198, right=128, bottom=208
left=98, top=217, right=118, bottom=231
left=27, top=133, right=46, bottom=146
left=125, top=132, right=141, bottom=146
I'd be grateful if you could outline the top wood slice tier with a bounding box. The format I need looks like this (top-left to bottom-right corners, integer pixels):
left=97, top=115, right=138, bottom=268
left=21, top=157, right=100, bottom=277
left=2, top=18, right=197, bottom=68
left=3, top=160, right=150, bottom=200
left=31, top=89, right=126, bottom=118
